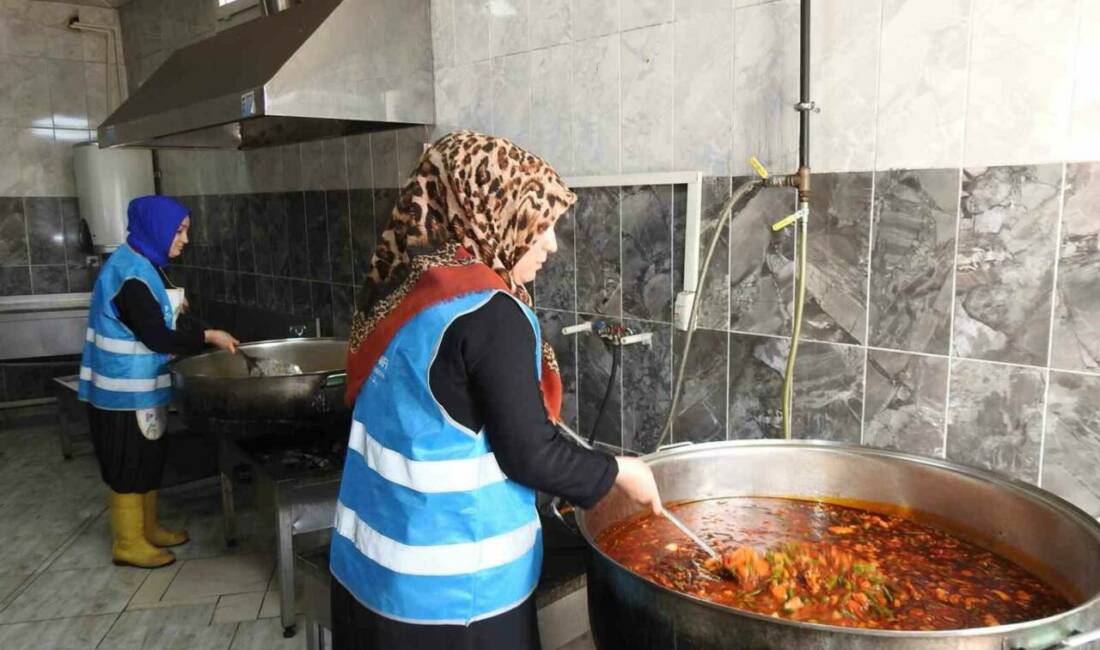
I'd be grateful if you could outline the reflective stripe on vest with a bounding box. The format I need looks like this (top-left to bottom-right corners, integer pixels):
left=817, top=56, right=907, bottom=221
left=78, top=244, right=175, bottom=411
left=331, top=290, right=544, bottom=625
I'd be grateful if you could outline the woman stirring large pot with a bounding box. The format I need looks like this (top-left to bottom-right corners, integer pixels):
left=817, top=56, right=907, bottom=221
left=329, top=131, right=662, bottom=649
left=78, top=196, right=239, bottom=569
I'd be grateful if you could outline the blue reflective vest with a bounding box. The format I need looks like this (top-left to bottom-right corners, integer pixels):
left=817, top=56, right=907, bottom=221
left=330, top=289, right=543, bottom=625
left=78, top=244, right=175, bottom=410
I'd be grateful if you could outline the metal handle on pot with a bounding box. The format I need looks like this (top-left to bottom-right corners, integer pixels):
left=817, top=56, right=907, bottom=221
left=323, top=372, right=347, bottom=388
left=657, top=441, right=695, bottom=453
left=548, top=496, right=582, bottom=537
left=1038, top=628, right=1100, bottom=649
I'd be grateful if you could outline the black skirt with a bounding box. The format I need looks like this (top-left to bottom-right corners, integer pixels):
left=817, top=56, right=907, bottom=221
left=87, top=405, right=167, bottom=494
left=330, top=577, right=542, bottom=650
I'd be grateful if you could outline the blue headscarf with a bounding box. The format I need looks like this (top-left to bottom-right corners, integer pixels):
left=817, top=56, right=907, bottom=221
left=126, top=195, right=190, bottom=268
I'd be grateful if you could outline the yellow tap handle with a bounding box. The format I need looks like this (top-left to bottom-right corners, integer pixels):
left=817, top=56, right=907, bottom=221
left=771, top=212, right=799, bottom=231
left=749, top=156, right=769, bottom=180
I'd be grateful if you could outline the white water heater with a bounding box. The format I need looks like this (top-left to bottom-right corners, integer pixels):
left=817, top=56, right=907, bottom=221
left=73, top=143, right=155, bottom=254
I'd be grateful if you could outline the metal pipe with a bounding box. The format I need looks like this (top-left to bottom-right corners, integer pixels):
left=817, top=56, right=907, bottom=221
left=800, top=0, right=811, bottom=170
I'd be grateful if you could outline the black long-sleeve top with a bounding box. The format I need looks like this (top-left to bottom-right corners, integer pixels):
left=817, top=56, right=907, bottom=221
left=428, top=294, right=617, bottom=508
left=112, top=279, right=205, bottom=355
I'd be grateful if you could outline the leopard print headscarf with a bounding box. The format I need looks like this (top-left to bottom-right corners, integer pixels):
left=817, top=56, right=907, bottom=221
left=349, top=130, right=576, bottom=357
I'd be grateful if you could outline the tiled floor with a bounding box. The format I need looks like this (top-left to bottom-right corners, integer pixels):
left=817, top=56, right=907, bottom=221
left=0, top=407, right=306, bottom=650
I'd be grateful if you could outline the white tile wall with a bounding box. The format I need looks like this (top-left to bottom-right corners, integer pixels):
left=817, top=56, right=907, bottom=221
left=433, top=0, right=1100, bottom=176
left=0, top=0, right=122, bottom=196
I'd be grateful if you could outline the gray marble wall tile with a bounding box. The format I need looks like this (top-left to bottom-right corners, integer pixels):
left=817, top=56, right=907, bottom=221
left=809, top=0, right=881, bottom=174
left=84, top=62, right=107, bottom=129
left=876, top=0, right=970, bottom=171
left=964, top=0, right=1076, bottom=166
left=727, top=333, right=786, bottom=440
left=575, top=187, right=621, bottom=317
left=234, top=196, right=256, bottom=274
left=621, top=185, right=672, bottom=323
left=732, top=0, right=800, bottom=177
left=0, top=198, right=29, bottom=267
left=266, top=194, right=290, bottom=277
left=694, top=177, right=732, bottom=330
left=1041, top=372, right=1100, bottom=517
left=792, top=341, right=864, bottom=442
left=395, top=129, right=428, bottom=181
left=349, top=189, right=376, bottom=286
left=291, top=279, right=312, bottom=317
left=572, top=34, right=621, bottom=175
left=0, top=128, right=20, bottom=196
left=672, top=4, right=733, bottom=176
left=299, top=141, right=326, bottom=191
left=31, top=264, right=67, bottom=294
left=491, top=52, right=532, bottom=147
left=729, top=184, right=795, bottom=336
left=869, top=168, right=958, bottom=354
left=953, top=165, right=1061, bottom=366
left=534, top=204, right=576, bottom=312
left=48, top=59, right=88, bottom=130
left=622, top=0, right=673, bottom=30
left=435, top=62, right=493, bottom=135
left=332, top=284, right=355, bottom=338
left=862, top=350, right=947, bottom=457
left=621, top=23, right=673, bottom=174
left=530, top=0, right=571, bottom=49
left=803, top=172, right=872, bottom=344
left=322, top=138, right=349, bottom=192
left=238, top=272, right=256, bottom=307
left=622, top=319, right=672, bottom=453
left=373, top=188, right=398, bottom=241
left=304, top=191, right=331, bottom=282
left=946, top=359, right=1044, bottom=483
left=67, top=262, right=97, bottom=293
left=1, top=56, right=50, bottom=128
left=529, top=44, right=573, bottom=175
left=345, top=134, right=373, bottom=190
left=0, top=267, right=30, bottom=297
left=285, top=193, right=309, bottom=279
left=671, top=328, right=728, bottom=444
left=369, top=131, right=400, bottom=189
left=1051, top=163, right=1100, bottom=372
left=431, top=0, right=455, bottom=70
left=18, top=127, right=58, bottom=197
left=1069, top=1, right=1100, bottom=162
left=578, top=328, right=622, bottom=448
left=538, top=309, right=580, bottom=431
left=453, top=0, right=491, bottom=64
left=311, top=281, right=334, bottom=337
left=572, top=0, right=619, bottom=40
left=326, top=190, right=354, bottom=285
left=491, top=0, right=528, bottom=57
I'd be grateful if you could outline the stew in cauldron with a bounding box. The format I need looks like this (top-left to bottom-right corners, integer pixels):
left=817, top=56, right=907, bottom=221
left=596, top=497, right=1073, bottom=630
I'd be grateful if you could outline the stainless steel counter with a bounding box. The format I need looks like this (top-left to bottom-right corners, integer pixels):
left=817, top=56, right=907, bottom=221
left=0, top=293, right=91, bottom=361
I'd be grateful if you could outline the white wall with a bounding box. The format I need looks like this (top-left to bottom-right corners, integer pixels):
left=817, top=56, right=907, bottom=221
left=0, top=0, right=124, bottom=196
left=432, top=0, right=1100, bottom=177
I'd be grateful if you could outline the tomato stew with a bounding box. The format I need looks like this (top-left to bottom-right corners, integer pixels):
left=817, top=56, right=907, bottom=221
left=595, top=497, right=1072, bottom=630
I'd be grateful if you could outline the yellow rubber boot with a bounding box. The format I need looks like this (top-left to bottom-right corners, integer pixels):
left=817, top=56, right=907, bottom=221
left=143, top=490, right=189, bottom=548
left=110, top=492, right=175, bottom=568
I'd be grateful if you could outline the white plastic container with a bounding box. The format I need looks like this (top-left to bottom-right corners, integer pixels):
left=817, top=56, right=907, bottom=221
left=73, top=143, right=155, bottom=253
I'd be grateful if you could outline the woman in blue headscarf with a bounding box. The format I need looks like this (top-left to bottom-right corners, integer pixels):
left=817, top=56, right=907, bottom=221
left=79, top=195, right=239, bottom=568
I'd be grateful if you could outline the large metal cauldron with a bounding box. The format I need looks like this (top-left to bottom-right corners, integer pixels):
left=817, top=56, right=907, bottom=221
left=577, top=441, right=1100, bottom=650
left=169, top=338, right=350, bottom=438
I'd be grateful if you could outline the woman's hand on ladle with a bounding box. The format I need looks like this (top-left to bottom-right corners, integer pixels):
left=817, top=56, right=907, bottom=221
left=204, top=329, right=240, bottom=354
left=613, top=457, right=663, bottom=516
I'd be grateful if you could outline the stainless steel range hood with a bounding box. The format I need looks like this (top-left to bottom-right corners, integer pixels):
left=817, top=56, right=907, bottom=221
left=97, top=0, right=433, bottom=150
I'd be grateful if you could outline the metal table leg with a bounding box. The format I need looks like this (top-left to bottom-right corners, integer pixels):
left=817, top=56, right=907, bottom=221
left=220, top=471, right=238, bottom=548
left=276, top=490, right=297, bottom=638
left=55, top=407, right=74, bottom=460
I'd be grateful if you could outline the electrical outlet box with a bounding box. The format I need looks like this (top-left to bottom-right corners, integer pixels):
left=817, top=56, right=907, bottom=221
left=674, top=291, right=695, bottom=331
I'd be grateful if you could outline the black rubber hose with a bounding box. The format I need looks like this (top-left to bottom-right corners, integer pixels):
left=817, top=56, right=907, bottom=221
left=588, top=343, right=621, bottom=447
